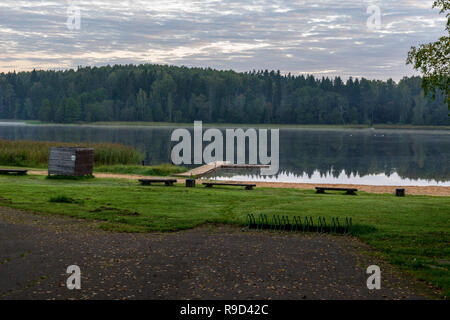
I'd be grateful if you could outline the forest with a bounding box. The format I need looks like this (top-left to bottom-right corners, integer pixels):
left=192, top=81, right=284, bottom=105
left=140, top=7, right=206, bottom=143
left=0, top=64, right=447, bottom=125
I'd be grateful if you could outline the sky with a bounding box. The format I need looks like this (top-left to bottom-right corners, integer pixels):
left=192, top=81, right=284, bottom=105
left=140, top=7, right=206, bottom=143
left=0, top=0, right=446, bottom=81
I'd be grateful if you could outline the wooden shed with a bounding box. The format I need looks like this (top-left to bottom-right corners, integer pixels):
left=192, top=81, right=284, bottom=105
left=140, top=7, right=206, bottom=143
left=48, top=147, right=94, bottom=176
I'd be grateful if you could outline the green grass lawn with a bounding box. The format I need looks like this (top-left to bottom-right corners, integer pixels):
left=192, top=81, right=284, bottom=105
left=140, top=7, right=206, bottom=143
left=0, top=174, right=449, bottom=297
left=94, top=164, right=187, bottom=176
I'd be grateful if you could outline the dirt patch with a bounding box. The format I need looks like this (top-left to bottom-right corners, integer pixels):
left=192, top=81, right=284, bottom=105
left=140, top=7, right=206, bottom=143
left=89, top=206, right=140, bottom=216
left=0, top=196, right=12, bottom=204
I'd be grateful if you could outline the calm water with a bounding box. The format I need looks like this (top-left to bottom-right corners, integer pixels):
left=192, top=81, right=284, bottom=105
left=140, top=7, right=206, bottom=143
left=0, top=123, right=449, bottom=186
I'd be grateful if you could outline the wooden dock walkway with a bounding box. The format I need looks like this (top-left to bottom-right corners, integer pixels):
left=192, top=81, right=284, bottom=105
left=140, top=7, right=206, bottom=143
left=174, top=161, right=269, bottom=178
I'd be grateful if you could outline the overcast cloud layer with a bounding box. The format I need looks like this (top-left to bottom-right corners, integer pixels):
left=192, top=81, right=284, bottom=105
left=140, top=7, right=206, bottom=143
left=0, top=0, right=446, bottom=80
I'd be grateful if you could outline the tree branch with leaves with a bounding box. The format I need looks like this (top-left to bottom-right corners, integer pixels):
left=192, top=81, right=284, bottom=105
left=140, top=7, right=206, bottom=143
left=407, top=0, right=449, bottom=111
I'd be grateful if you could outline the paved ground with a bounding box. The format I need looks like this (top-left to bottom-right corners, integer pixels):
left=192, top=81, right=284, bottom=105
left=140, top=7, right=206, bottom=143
left=0, top=207, right=434, bottom=300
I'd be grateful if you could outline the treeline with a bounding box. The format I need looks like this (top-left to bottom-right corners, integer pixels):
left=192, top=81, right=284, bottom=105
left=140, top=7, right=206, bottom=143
left=0, top=64, right=447, bottom=125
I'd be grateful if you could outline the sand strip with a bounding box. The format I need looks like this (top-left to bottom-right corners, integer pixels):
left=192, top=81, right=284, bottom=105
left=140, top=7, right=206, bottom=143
left=27, top=170, right=450, bottom=196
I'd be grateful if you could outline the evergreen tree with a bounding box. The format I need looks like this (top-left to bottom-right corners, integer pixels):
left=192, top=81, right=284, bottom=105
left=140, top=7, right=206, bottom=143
left=38, top=99, right=52, bottom=122
left=0, top=64, right=446, bottom=125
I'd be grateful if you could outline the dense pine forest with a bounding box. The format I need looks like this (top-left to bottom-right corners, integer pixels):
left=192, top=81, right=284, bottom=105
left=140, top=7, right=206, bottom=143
left=0, top=64, right=447, bottom=125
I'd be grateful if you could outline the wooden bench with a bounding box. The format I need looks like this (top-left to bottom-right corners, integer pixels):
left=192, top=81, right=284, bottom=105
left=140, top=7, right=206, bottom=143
left=316, top=187, right=357, bottom=195
left=203, top=182, right=256, bottom=190
left=139, top=178, right=177, bottom=186
left=0, top=169, right=28, bottom=175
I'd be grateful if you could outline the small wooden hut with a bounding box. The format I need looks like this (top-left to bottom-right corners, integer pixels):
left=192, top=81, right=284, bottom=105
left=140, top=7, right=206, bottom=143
left=48, top=147, right=94, bottom=176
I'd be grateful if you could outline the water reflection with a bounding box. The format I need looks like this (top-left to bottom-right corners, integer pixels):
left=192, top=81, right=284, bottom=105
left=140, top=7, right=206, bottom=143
left=0, top=123, right=448, bottom=186
left=206, top=169, right=450, bottom=187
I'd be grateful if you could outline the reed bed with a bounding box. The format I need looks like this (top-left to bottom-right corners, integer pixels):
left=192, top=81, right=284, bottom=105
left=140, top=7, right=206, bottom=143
left=0, top=139, right=144, bottom=167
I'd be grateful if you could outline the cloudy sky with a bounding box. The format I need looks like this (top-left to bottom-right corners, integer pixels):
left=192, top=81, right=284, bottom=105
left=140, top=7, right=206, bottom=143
left=0, top=0, right=446, bottom=80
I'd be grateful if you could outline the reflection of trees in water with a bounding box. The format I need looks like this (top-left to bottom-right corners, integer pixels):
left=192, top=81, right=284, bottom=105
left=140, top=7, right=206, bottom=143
left=0, top=126, right=448, bottom=182
left=279, top=130, right=449, bottom=182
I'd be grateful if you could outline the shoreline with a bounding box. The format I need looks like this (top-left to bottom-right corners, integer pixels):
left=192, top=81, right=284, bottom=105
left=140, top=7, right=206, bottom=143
left=229, top=181, right=450, bottom=196
left=0, top=120, right=448, bottom=131
left=28, top=170, right=450, bottom=196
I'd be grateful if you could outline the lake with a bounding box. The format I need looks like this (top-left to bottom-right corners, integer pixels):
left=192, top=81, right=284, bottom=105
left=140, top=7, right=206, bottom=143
left=0, top=122, right=449, bottom=186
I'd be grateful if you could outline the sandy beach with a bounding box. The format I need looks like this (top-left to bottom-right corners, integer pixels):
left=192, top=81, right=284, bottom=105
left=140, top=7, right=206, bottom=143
left=28, top=170, right=450, bottom=196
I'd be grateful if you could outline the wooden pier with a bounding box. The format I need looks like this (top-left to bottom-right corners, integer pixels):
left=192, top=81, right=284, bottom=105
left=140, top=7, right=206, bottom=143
left=174, top=161, right=269, bottom=178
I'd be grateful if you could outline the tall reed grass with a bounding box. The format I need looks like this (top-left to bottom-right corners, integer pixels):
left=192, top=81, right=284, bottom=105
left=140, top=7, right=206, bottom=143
left=0, top=139, right=144, bottom=167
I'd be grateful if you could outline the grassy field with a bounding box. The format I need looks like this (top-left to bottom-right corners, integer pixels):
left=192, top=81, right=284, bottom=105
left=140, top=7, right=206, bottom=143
left=0, top=174, right=448, bottom=297
left=94, top=164, right=187, bottom=176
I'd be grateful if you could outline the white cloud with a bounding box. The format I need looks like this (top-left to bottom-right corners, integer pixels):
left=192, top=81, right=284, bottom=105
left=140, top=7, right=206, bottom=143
left=0, top=0, right=446, bottom=80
